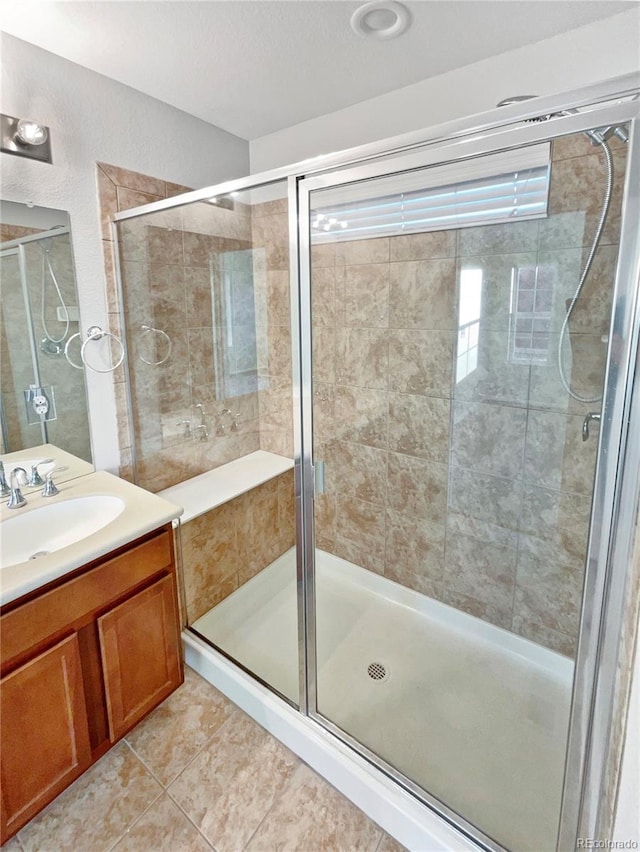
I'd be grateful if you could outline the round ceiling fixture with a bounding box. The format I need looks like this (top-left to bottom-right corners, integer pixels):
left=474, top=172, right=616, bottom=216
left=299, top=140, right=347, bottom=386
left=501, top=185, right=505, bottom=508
left=351, top=1, right=411, bottom=40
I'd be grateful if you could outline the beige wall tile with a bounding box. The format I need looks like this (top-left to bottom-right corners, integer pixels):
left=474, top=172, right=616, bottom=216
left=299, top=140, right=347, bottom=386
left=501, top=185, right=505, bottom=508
left=451, top=401, right=527, bottom=480
left=388, top=329, right=453, bottom=398
left=336, top=496, right=386, bottom=573
left=335, top=327, right=388, bottom=389
left=388, top=393, right=450, bottom=462
left=389, top=230, right=456, bottom=262
left=330, top=440, right=388, bottom=506
left=335, top=237, right=389, bottom=266
left=98, top=162, right=166, bottom=197
left=334, top=386, right=388, bottom=449
left=343, top=263, right=390, bottom=328
left=514, top=553, right=584, bottom=636
left=116, top=186, right=163, bottom=213
left=97, top=166, right=118, bottom=241
left=386, top=452, right=447, bottom=541
left=389, top=259, right=456, bottom=330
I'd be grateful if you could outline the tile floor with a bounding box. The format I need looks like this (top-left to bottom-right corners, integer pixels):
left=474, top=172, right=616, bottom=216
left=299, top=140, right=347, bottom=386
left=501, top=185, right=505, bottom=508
left=6, top=666, right=406, bottom=852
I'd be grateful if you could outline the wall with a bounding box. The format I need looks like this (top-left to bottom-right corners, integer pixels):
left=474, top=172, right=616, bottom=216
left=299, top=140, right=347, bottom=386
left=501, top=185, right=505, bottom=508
left=250, top=10, right=640, bottom=173
left=312, top=131, right=627, bottom=656
left=0, top=33, right=249, bottom=473
left=181, top=470, right=295, bottom=622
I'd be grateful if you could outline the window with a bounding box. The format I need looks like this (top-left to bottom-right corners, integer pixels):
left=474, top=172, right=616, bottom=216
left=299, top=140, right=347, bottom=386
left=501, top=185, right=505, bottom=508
left=457, top=268, right=483, bottom=383
left=508, top=264, right=556, bottom=364
left=311, top=145, right=551, bottom=242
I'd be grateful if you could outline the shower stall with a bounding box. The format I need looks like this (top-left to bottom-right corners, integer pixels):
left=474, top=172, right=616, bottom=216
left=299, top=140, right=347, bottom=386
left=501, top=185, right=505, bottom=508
left=113, top=76, right=640, bottom=851
left=0, top=227, right=91, bottom=459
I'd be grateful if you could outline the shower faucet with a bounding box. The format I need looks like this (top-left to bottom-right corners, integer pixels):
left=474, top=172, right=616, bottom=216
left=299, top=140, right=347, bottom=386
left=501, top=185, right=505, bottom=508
left=582, top=411, right=601, bottom=442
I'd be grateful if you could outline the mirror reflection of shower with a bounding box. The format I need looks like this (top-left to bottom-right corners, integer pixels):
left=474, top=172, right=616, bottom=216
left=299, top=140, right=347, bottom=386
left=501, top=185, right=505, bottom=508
left=38, top=225, right=71, bottom=356
left=497, top=94, right=630, bottom=404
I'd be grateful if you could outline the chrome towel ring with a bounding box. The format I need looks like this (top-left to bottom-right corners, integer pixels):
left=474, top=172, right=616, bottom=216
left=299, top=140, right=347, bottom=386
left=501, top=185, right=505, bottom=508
left=139, top=324, right=172, bottom=366
left=64, top=326, right=125, bottom=373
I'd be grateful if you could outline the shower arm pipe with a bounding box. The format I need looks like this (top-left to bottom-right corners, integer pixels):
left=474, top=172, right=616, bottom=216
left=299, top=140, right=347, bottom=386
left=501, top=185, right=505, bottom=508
left=113, top=75, right=640, bottom=225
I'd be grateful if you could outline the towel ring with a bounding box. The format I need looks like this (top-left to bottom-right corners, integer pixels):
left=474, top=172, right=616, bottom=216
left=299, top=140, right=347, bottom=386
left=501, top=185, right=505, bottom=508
left=139, top=324, right=172, bottom=366
left=64, top=332, right=84, bottom=370
left=80, top=326, right=125, bottom=374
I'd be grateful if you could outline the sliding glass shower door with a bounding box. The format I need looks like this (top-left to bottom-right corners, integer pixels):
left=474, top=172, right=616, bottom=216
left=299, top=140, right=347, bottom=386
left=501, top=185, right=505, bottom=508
left=299, top=125, right=630, bottom=850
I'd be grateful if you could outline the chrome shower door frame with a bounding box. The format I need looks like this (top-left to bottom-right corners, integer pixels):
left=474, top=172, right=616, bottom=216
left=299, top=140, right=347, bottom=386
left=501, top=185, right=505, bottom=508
left=296, top=94, right=640, bottom=850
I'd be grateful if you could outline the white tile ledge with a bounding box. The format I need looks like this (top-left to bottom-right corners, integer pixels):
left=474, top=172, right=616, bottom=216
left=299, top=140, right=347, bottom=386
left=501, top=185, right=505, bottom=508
left=159, top=450, right=294, bottom=524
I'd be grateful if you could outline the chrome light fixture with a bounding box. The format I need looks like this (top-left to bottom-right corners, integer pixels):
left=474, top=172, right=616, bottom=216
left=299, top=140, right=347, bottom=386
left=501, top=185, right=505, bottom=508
left=1, top=114, right=52, bottom=163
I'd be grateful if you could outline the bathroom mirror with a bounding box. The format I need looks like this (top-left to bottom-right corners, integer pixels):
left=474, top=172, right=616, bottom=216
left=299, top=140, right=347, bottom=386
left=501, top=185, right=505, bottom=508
left=0, top=200, right=93, bottom=482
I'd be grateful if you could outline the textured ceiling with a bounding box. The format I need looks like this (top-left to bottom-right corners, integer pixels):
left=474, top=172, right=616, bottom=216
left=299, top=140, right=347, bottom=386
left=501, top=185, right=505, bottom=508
left=0, top=0, right=634, bottom=139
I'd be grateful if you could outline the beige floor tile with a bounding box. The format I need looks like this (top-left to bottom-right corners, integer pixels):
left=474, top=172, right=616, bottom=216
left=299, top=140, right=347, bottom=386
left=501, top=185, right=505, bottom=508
left=0, top=835, right=23, bottom=851
left=245, top=763, right=382, bottom=851
left=169, top=709, right=298, bottom=852
left=111, top=794, right=212, bottom=851
left=17, top=742, right=162, bottom=852
left=125, top=666, right=235, bottom=785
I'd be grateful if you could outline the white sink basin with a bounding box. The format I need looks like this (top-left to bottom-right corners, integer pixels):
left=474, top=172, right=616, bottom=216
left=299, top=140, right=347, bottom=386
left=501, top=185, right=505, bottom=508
left=0, top=496, right=126, bottom=568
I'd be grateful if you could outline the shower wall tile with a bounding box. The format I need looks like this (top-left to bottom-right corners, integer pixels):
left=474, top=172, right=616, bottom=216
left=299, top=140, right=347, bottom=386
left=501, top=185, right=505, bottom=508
left=388, top=329, right=453, bottom=398
left=388, top=393, right=450, bottom=462
left=342, top=263, right=390, bottom=328
left=313, top=382, right=335, bottom=440
left=389, top=230, right=456, bottom=262
left=446, top=508, right=519, bottom=551
left=528, top=333, right=607, bottom=416
left=451, top=401, right=527, bottom=480
left=334, top=236, right=389, bottom=266
left=315, top=493, right=337, bottom=551
left=180, top=470, right=295, bottom=622
left=312, top=325, right=336, bottom=384
left=523, top=409, right=598, bottom=495
left=184, top=266, right=213, bottom=328
left=456, top=219, right=540, bottom=256
left=385, top=509, right=445, bottom=589
left=439, top=589, right=513, bottom=631
left=388, top=259, right=457, bottom=330
left=444, top=532, right=517, bottom=615
left=461, top=252, right=537, bottom=333
left=386, top=452, right=447, bottom=541
left=311, top=267, right=337, bottom=327
left=519, top=484, right=592, bottom=566
left=454, top=331, right=531, bottom=408
left=330, top=440, right=388, bottom=507
left=99, top=162, right=166, bottom=197
left=513, top=553, right=584, bottom=640
left=335, top=496, right=386, bottom=574
left=116, top=186, right=163, bottom=213
left=335, top=327, right=389, bottom=389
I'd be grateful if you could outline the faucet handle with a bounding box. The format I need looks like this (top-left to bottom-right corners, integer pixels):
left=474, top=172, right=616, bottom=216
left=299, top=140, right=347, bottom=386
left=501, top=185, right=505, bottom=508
left=27, top=457, right=55, bottom=487
left=177, top=419, right=192, bottom=440
left=41, top=465, right=69, bottom=498
left=7, top=466, right=27, bottom=509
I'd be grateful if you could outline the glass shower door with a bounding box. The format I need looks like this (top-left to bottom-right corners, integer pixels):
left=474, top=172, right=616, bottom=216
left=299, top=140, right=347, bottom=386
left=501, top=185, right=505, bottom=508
left=302, top=129, right=629, bottom=850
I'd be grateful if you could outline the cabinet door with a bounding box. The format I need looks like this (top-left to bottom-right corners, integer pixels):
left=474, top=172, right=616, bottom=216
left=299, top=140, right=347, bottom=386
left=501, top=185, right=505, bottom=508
left=1, top=634, right=92, bottom=843
left=98, top=575, right=182, bottom=741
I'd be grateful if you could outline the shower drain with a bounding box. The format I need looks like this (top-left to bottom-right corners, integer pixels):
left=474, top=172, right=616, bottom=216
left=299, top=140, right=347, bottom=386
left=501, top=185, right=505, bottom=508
left=367, top=662, right=388, bottom=681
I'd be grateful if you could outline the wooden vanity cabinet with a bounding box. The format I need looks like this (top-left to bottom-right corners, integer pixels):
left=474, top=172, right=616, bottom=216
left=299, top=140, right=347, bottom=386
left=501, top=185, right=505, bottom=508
left=0, top=524, right=183, bottom=844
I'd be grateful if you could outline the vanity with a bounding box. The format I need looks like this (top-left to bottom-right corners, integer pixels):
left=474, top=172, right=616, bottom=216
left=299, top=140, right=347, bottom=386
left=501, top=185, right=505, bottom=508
left=0, top=464, right=183, bottom=844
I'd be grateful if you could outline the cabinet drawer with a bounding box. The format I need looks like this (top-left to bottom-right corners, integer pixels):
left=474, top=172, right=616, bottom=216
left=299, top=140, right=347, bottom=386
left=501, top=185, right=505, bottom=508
left=1, top=531, right=172, bottom=671
left=0, top=634, right=92, bottom=843
left=98, top=574, right=182, bottom=741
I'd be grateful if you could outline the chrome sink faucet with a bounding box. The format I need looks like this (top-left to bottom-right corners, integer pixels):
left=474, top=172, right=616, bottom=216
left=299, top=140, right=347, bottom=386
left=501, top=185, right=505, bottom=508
left=7, top=467, right=27, bottom=509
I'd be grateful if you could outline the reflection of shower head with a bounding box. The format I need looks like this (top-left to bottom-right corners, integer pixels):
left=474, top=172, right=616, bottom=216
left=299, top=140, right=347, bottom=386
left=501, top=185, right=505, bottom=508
left=496, top=95, right=630, bottom=144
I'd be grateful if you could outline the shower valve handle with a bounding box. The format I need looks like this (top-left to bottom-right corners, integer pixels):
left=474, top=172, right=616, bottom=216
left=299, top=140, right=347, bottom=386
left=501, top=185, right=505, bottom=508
left=582, top=411, right=601, bottom=442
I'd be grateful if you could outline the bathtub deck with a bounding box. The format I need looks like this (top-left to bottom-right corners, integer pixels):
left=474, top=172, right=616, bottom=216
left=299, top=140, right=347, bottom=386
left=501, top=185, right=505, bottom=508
left=191, top=548, right=573, bottom=852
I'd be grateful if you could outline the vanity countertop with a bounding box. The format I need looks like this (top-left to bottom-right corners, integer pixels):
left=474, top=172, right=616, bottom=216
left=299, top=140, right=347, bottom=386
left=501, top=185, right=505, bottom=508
left=1, top=444, right=94, bottom=489
left=0, top=470, right=182, bottom=608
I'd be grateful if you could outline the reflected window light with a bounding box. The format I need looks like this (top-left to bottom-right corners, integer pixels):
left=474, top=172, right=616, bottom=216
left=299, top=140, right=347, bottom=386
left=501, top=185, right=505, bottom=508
left=456, top=267, right=483, bottom=383
left=509, top=265, right=556, bottom=364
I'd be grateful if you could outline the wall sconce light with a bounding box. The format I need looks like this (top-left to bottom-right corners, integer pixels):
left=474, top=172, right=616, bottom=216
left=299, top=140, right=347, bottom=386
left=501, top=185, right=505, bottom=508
left=1, top=114, right=52, bottom=163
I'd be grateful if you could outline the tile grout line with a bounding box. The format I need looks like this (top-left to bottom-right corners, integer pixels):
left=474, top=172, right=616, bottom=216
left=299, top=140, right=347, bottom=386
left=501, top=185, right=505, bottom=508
left=238, top=760, right=304, bottom=851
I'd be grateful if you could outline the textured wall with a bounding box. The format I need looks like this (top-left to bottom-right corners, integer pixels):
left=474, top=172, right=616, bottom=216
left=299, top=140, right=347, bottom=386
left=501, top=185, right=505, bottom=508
left=312, top=132, right=627, bottom=656
left=1, top=33, right=248, bottom=473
